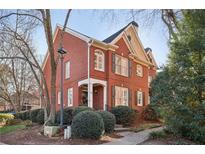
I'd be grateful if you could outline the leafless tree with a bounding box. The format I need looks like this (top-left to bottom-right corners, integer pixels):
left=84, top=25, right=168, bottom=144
left=0, top=9, right=72, bottom=124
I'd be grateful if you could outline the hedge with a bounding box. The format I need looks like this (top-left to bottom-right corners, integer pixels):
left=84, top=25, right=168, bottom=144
left=111, top=106, right=136, bottom=126
left=72, top=106, right=93, bottom=117
left=56, top=107, right=74, bottom=125
left=96, top=111, right=116, bottom=133
left=71, top=111, right=104, bottom=139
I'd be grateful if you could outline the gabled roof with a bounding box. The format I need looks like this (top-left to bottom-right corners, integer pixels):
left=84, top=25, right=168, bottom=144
left=103, top=21, right=139, bottom=43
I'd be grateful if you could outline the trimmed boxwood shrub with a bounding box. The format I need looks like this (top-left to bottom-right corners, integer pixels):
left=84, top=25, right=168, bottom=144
left=36, top=109, right=44, bottom=124
left=71, top=111, right=104, bottom=139
left=96, top=111, right=116, bottom=133
left=141, top=105, right=158, bottom=121
left=29, top=109, right=42, bottom=122
left=56, top=107, right=74, bottom=125
left=111, top=106, right=136, bottom=126
left=73, top=106, right=93, bottom=117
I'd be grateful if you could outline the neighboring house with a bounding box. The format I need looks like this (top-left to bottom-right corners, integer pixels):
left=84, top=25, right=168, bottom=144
left=42, top=21, right=157, bottom=111
left=0, top=92, right=41, bottom=112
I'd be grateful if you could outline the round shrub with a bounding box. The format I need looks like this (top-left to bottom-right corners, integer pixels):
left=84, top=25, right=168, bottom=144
left=96, top=111, right=116, bottom=133
left=56, top=107, right=74, bottom=125
left=73, top=106, right=93, bottom=117
left=141, top=105, right=158, bottom=121
left=111, top=106, right=136, bottom=126
left=29, top=109, right=42, bottom=122
left=36, top=109, right=44, bottom=124
left=71, top=111, right=104, bottom=139
left=21, top=111, right=30, bottom=120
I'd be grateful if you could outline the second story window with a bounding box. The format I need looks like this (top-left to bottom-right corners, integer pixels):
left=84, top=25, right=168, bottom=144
left=65, top=61, right=70, bottom=79
left=115, top=54, right=128, bottom=77
left=94, top=50, right=104, bottom=71
left=136, top=64, right=143, bottom=77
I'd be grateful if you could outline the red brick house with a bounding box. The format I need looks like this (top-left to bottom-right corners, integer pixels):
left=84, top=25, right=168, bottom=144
left=42, top=21, right=157, bottom=111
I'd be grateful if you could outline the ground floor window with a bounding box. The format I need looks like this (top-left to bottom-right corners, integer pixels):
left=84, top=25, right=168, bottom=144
left=136, top=91, right=143, bottom=106
left=114, top=86, right=128, bottom=106
left=67, top=88, right=73, bottom=107
left=57, top=91, right=61, bottom=104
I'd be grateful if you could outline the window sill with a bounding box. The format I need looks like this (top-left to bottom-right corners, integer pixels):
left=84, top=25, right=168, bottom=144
left=94, top=68, right=105, bottom=72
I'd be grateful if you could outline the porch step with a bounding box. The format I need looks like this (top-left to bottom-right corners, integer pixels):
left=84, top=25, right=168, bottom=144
left=115, top=124, right=123, bottom=128
left=114, top=127, right=131, bottom=132
left=114, top=124, right=131, bottom=132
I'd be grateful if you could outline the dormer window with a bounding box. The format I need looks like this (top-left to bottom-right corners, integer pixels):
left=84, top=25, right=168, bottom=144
left=94, top=50, right=104, bottom=72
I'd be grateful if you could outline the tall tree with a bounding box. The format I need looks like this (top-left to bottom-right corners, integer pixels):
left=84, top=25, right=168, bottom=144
left=151, top=10, right=205, bottom=143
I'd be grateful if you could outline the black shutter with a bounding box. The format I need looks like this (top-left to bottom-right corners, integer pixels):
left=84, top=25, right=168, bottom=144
left=128, top=89, right=132, bottom=108
left=128, top=60, right=132, bottom=77
left=111, top=86, right=115, bottom=107
left=135, top=91, right=138, bottom=105
left=143, top=92, right=145, bottom=106
left=112, top=53, right=115, bottom=73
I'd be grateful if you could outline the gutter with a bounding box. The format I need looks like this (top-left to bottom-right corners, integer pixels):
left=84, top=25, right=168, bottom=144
left=87, top=39, right=93, bottom=108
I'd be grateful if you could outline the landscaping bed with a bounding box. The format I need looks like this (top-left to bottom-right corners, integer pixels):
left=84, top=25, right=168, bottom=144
left=140, top=130, right=199, bottom=145
left=0, top=124, right=123, bottom=145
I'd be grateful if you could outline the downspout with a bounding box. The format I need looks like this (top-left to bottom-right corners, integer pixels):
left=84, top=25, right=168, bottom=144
left=87, top=39, right=93, bottom=107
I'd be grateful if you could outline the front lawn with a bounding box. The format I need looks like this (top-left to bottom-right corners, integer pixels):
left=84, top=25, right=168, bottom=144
left=0, top=124, right=26, bottom=135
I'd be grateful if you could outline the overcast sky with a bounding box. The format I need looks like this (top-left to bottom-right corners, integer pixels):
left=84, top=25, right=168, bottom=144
left=34, top=9, right=169, bottom=66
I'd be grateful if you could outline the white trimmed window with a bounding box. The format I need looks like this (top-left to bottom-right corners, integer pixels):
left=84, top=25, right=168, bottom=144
left=67, top=88, right=73, bottom=107
left=115, top=86, right=128, bottom=106
left=137, top=91, right=143, bottom=106
left=65, top=61, right=70, bottom=79
left=115, top=55, right=128, bottom=77
left=58, top=91, right=61, bottom=104
left=136, top=64, right=143, bottom=77
left=148, top=76, right=152, bottom=86
left=94, top=50, right=104, bottom=71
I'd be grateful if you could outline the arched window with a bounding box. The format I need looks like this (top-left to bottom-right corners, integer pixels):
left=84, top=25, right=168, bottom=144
left=94, top=50, right=104, bottom=71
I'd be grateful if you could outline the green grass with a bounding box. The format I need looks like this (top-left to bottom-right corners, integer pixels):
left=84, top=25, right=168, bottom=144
left=132, top=123, right=162, bottom=133
left=0, top=124, right=26, bottom=135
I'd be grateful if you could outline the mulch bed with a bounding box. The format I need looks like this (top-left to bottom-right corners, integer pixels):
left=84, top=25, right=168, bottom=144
left=0, top=124, right=123, bottom=145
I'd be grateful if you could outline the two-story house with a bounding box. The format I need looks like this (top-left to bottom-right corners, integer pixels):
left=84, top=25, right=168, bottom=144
left=42, top=21, right=157, bottom=111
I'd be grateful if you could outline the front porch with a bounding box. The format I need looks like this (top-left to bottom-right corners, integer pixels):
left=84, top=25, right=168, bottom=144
left=78, top=78, right=107, bottom=110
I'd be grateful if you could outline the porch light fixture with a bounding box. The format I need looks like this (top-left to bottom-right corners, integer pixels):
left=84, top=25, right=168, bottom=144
left=58, top=47, right=67, bottom=54
left=58, top=46, right=68, bottom=128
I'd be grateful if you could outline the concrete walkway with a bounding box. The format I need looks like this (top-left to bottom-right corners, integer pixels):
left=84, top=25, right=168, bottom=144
left=103, top=127, right=164, bottom=145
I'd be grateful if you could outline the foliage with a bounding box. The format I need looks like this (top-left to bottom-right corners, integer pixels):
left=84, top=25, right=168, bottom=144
left=151, top=10, right=205, bottom=144
left=21, top=120, right=32, bottom=126
left=149, top=130, right=167, bottom=139
left=0, top=124, right=26, bottom=135
left=6, top=119, right=23, bottom=126
left=141, top=105, right=158, bottom=121
left=71, top=111, right=104, bottom=139
left=29, top=109, right=42, bottom=122
left=96, top=111, right=116, bottom=133
left=132, top=123, right=162, bottom=133
left=72, top=106, right=93, bottom=117
left=36, top=109, right=44, bottom=124
left=0, top=113, right=14, bottom=123
left=111, top=106, right=136, bottom=126
left=56, top=107, right=74, bottom=125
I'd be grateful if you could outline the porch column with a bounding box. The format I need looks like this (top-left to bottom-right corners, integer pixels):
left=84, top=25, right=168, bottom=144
left=88, top=82, right=93, bottom=108
left=103, top=85, right=107, bottom=111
